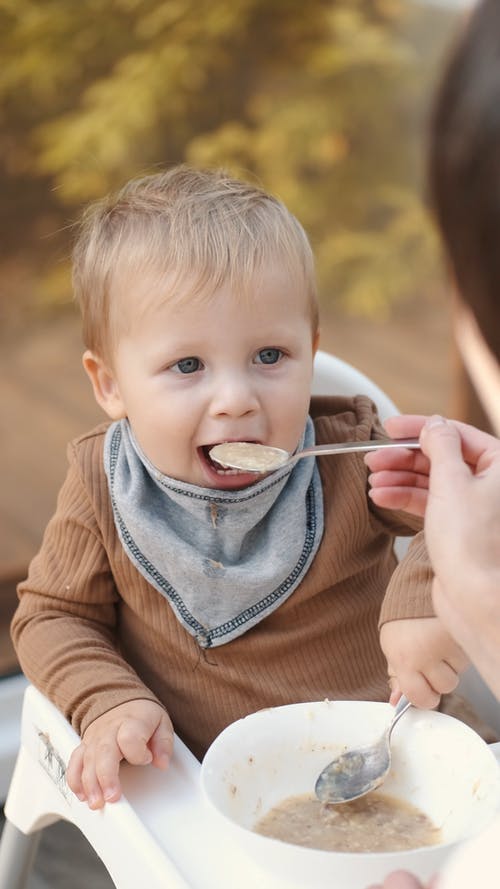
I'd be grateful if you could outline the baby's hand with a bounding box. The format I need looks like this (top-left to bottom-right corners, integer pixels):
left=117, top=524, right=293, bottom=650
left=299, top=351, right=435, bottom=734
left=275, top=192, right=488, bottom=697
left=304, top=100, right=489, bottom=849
left=380, top=617, right=469, bottom=709
left=66, top=699, right=174, bottom=809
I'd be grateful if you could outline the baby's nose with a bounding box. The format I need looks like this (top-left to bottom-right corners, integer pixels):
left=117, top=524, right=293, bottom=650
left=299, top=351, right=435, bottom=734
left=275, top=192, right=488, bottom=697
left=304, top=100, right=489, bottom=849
left=209, top=374, right=259, bottom=417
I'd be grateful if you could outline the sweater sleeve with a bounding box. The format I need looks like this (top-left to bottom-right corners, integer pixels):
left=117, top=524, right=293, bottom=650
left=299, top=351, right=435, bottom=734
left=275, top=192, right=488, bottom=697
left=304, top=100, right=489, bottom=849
left=11, top=439, right=162, bottom=737
left=364, top=405, right=435, bottom=624
left=378, top=531, right=435, bottom=627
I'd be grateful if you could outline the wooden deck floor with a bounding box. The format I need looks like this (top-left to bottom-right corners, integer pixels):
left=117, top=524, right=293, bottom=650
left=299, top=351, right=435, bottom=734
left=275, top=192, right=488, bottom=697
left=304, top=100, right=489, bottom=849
left=0, top=301, right=454, bottom=673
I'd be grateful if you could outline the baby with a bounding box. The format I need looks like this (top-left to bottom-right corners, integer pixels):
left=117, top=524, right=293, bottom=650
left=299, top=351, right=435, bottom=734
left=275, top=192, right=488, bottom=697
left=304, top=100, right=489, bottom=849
left=12, top=166, right=466, bottom=809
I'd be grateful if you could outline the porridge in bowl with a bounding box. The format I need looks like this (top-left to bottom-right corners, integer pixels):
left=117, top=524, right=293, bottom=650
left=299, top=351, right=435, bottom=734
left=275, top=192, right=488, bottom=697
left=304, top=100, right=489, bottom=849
left=254, top=790, right=441, bottom=852
left=201, top=701, right=500, bottom=889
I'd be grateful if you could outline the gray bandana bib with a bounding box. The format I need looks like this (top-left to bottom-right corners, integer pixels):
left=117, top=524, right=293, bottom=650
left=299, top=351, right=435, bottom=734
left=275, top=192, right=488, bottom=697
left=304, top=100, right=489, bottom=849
left=103, top=418, right=324, bottom=648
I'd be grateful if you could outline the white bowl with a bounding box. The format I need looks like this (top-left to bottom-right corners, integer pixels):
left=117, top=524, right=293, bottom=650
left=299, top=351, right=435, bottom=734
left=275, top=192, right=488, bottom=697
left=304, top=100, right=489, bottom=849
left=201, top=700, right=500, bottom=889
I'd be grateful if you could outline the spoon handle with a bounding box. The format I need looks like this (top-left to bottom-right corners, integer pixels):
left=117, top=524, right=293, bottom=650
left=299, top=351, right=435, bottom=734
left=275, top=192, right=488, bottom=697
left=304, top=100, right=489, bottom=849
left=297, top=438, right=420, bottom=460
left=387, top=695, right=412, bottom=742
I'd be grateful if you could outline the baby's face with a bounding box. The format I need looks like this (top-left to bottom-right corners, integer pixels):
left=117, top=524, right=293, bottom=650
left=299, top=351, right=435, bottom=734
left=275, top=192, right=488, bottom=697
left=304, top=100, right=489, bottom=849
left=102, top=264, right=318, bottom=489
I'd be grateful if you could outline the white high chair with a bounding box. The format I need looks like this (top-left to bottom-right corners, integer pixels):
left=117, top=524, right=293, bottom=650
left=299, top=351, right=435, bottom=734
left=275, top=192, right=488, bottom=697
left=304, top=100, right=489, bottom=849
left=312, top=350, right=399, bottom=418
left=0, top=350, right=498, bottom=889
left=0, top=674, right=27, bottom=803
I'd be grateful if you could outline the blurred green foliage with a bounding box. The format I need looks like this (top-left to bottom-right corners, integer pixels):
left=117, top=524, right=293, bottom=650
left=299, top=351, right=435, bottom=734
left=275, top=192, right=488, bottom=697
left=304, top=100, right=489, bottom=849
left=0, top=0, right=458, bottom=318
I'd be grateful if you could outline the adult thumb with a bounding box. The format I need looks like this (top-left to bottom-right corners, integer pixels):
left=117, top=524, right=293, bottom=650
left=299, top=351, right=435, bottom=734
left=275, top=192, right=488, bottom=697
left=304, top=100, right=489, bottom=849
left=420, top=415, right=465, bottom=465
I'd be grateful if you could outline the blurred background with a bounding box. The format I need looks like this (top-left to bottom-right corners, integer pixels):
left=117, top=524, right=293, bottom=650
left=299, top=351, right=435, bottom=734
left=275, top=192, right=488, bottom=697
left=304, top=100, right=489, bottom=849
left=0, top=0, right=478, bottom=677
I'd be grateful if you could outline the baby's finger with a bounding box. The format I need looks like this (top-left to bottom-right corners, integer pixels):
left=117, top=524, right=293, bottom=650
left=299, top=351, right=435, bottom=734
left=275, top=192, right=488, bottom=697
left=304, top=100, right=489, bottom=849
left=66, top=743, right=86, bottom=800
left=80, top=747, right=110, bottom=810
left=389, top=687, right=402, bottom=707
left=116, top=718, right=154, bottom=766
left=423, top=660, right=460, bottom=696
left=385, top=665, right=401, bottom=706
left=396, top=670, right=441, bottom=710
left=448, top=648, right=470, bottom=675
left=93, top=739, right=123, bottom=804
left=149, top=717, right=175, bottom=770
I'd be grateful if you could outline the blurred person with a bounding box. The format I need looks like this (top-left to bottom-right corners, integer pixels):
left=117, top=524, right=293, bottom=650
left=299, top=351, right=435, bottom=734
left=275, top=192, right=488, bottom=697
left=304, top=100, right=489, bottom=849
left=11, top=165, right=461, bottom=811
left=365, top=0, right=500, bottom=885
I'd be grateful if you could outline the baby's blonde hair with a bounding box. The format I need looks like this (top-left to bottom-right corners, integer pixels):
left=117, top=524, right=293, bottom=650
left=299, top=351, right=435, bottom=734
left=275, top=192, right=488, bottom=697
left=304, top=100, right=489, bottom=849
left=72, top=166, right=318, bottom=359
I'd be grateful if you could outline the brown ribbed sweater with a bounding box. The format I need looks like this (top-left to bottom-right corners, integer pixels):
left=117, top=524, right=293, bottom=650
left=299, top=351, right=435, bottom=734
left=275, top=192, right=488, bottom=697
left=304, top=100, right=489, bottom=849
left=12, top=395, right=432, bottom=760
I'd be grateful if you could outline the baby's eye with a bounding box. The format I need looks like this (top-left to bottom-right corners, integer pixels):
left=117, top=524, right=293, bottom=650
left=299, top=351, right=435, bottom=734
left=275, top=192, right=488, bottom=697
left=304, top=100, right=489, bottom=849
left=172, top=357, right=202, bottom=374
left=255, top=348, right=282, bottom=365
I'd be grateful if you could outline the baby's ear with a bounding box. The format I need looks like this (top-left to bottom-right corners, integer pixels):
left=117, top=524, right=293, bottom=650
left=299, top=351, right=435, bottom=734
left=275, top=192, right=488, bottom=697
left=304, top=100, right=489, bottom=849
left=82, top=351, right=126, bottom=420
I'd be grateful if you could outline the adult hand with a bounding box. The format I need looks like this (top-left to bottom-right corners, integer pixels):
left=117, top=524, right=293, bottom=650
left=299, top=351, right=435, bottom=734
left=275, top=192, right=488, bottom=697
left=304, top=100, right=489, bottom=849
left=418, top=416, right=500, bottom=699
left=366, top=414, right=500, bottom=515
left=369, top=414, right=500, bottom=700
left=366, top=869, right=439, bottom=889
left=66, top=698, right=174, bottom=809
left=366, top=415, right=432, bottom=516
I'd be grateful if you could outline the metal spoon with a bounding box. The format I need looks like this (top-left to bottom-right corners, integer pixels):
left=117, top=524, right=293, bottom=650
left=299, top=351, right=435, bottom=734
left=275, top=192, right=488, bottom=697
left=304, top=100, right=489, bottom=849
left=209, top=438, right=420, bottom=473
left=315, top=696, right=413, bottom=804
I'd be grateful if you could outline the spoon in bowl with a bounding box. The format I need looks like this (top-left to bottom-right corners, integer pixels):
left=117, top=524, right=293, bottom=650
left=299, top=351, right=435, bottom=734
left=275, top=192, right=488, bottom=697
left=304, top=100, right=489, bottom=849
left=209, top=438, right=420, bottom=474
left=314, top=695, right=413, bottom=804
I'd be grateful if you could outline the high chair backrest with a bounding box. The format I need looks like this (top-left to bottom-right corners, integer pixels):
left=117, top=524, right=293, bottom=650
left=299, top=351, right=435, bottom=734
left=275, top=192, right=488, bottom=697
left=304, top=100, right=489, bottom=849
left=312, top=350, right=399, bottom=421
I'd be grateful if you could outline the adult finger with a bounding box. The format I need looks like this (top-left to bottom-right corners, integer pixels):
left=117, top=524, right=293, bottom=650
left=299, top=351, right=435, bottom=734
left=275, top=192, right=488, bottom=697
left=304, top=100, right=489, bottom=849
left=368, top=469, right=430, bottom=490
left=420, top=417, right=468, bottom=473
left=368, top=484, right=428, bottom=516
left=383, top=415, right=427, bottom=439
left=364, top=872, right=428, bottom=889
left=365, top=448, right=430, bottom=476
left=383, top=871, right=427, bottom=889
left=441, top=418, right=500, bottom=465
left=385, top=414, right=499, bottom=468
left=421, top=415, right=500, bottom=476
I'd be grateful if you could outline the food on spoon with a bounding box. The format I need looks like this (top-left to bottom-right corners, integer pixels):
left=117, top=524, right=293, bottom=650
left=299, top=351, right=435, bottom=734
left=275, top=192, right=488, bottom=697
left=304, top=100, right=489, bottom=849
left=209, top=442, right=286, bottom=473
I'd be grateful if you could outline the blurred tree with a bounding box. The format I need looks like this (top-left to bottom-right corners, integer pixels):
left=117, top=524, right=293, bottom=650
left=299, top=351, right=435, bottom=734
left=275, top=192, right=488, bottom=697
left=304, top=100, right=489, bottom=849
left=0, top=0, right=455, bottom=317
